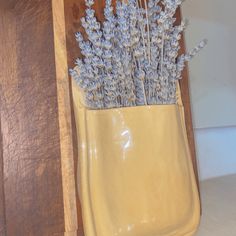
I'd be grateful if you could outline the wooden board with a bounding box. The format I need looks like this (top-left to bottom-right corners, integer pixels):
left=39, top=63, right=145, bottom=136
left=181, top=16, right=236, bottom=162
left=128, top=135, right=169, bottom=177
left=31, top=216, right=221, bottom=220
left=0, top=0, right=17, bottom=9
left=0, top=121, right=6, bottom=236
left=52, top=0, right=81, bottom=235
left=0, top=2, right=65, bottom=235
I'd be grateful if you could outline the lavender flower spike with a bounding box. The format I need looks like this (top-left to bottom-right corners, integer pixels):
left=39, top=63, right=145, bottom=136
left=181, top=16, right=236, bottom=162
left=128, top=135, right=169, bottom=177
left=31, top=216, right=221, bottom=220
left=70, top=0, right=207, bottom=109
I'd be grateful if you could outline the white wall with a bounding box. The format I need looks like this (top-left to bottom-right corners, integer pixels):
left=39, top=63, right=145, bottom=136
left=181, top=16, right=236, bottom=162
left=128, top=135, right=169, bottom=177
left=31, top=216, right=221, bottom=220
left=195, top=127, right=236, bottom=180
left=182, top=0, right=236, bottom=180
left=182, top=0, right=236, bottom=129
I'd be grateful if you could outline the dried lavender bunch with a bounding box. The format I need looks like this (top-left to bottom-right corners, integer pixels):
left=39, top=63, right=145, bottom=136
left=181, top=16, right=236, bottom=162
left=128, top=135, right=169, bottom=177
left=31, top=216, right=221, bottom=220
left=70, top=0, right=207, bottom=109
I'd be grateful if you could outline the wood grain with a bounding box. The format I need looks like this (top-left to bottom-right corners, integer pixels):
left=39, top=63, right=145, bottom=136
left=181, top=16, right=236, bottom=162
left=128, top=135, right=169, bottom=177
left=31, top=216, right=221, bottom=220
left=0, top=0, right=18, bottom=9
left=64, top=1, right=96, bottom=236
left=0, top=1, right=65, bottom=235
left=52, top=0, right=79, bottom=235
left=0, top=114, right=6, bottom=236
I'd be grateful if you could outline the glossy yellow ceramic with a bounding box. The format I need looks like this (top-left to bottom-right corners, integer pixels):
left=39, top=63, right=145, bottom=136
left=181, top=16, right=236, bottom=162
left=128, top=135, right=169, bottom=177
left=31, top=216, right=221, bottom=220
left=72, top=79, right=200, bottom=236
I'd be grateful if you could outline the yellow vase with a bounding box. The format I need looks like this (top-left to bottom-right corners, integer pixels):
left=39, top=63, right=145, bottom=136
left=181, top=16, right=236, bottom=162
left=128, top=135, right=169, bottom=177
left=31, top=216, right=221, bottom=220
left=72, top=79, right=200, bottom=236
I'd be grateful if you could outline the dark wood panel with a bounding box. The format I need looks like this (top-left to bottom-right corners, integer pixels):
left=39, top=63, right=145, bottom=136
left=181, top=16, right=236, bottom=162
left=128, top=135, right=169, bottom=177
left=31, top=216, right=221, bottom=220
left=0, top=116, right=6, bottom=236
left=0, top=0, right=18, bottom=9
left=0, top=1, right=65, bottom=235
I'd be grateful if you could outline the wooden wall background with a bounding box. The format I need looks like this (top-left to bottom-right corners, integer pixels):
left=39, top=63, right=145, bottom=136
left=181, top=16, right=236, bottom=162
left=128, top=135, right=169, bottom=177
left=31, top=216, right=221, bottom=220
left=0, top=119, right=6, bottom=235
left=0, top=0, right=199, bottom=235
left=0, top=1, right=66, bottom=235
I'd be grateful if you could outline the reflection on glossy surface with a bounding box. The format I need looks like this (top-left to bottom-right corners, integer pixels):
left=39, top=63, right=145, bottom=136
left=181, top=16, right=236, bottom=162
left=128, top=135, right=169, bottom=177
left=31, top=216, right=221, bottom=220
left=72, top=80, right=200, bottom=236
